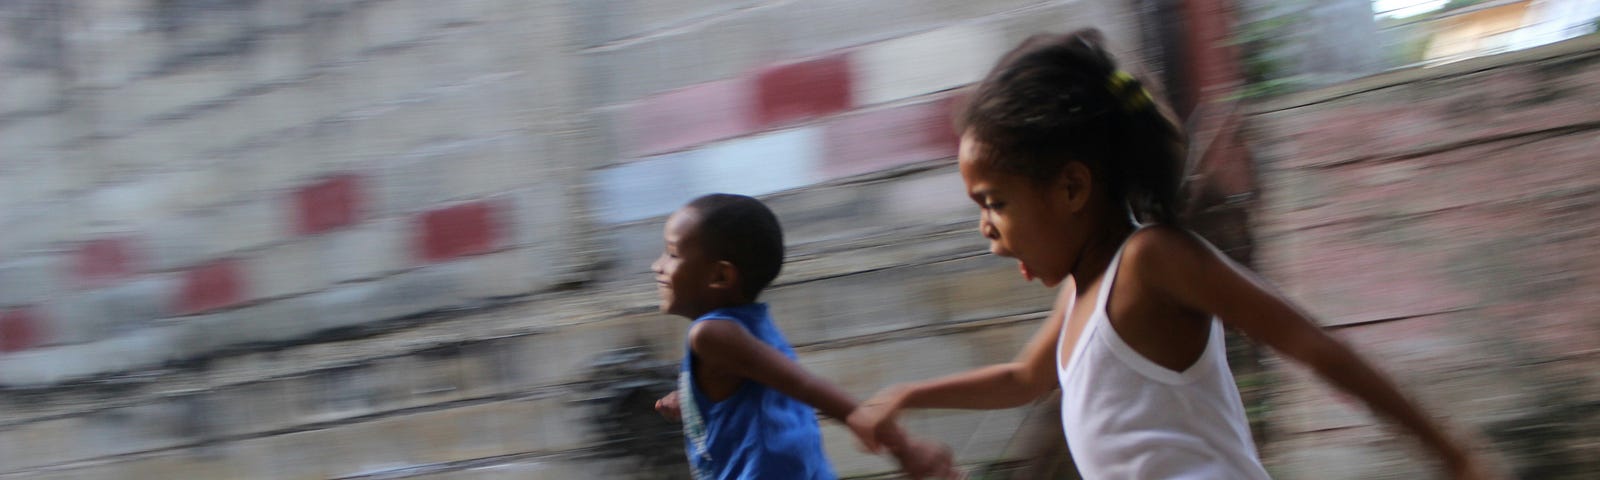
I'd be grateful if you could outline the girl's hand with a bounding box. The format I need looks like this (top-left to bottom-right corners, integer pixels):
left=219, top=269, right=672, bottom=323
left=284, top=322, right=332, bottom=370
left=847, top=386, right=909, bottom=453
left=1444, top=444, right=1511, bottom=480
left=655, top=390, right=681, bottom=422
left=1448, top=457, right=1502, bottom=480
left=890, top=437, right=964, bottom=480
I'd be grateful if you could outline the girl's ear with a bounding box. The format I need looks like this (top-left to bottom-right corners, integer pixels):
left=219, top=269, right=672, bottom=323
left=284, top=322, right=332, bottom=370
left=1055, top=161, right=1094, bottom=213
left=710, top=260, right=740, bottom=292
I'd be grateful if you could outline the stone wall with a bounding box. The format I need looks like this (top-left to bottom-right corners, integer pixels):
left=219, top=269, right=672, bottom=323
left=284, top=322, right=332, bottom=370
left=1248, top=36, right=1600, bottom=479
left=0, top=1, right=1152, bottom=478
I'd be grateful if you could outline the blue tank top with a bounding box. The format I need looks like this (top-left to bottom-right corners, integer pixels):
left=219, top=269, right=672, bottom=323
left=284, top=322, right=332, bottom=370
left=679, top=303, right=836, bottom=480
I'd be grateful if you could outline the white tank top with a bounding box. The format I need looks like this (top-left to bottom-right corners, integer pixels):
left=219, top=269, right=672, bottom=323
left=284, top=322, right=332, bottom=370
left=1056, top=241, right=1271, bottom=479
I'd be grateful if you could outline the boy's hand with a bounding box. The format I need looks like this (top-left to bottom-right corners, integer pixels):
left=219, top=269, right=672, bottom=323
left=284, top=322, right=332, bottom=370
left=847, top=386, right=908, bottom=453
left=889, top=437, right=962, bottom=480
left=655, top=390, right=681, bottom=422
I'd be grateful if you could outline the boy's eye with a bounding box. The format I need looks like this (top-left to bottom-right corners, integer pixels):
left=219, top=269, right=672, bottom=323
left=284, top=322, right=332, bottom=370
left=985, top=202, right=1005, bottom=211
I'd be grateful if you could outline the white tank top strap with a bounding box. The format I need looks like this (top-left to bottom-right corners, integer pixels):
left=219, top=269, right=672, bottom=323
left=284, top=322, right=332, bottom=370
left=1054, top=227, right=1270, bottom=479
left=1093, top=242, right=1128, bottom=316
left=1056, top=237, right=1131, bottom=376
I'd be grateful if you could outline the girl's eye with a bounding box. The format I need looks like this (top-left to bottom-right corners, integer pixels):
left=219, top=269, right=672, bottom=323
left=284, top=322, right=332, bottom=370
left=986, top=202, right=1005, bottom=211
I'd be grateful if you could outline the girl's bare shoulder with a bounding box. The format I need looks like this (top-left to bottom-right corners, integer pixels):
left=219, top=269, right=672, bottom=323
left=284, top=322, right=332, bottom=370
left=1124, top=225, right=1214, bottom=267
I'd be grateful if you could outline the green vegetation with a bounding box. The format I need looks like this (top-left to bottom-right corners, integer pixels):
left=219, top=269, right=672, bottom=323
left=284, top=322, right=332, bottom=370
left=1232, top=2, right=1310, bottom=98
left=1442, top=0, right=1495, bottom=11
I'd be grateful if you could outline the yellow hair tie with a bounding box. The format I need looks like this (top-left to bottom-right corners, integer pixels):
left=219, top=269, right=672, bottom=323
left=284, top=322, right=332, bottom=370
left=1107, top=71, right=1152, bottom=111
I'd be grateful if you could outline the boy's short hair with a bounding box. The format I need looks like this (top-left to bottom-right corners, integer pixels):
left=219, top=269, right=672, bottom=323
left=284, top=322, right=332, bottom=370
left=686, top=193, right=784, bottom=300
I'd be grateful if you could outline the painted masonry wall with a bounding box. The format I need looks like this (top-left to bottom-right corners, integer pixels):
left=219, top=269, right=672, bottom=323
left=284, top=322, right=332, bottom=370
left=1248, top=37, right=1600, bottom=478
left=0, top=1, right=1153, bottom=478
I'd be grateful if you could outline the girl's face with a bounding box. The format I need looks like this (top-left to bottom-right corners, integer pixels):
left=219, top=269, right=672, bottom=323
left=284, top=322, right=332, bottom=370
left=957, top=130, right=1089, bottom=288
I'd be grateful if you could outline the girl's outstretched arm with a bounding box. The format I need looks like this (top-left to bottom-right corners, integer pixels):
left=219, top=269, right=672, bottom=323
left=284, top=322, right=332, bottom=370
left=1129, top=226, right=1491, bottom=477
left=848, top=277, right=1073, bottom=452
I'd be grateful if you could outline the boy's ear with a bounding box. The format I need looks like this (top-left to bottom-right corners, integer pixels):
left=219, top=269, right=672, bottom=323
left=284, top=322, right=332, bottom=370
left=710, top=260, right=740, bottom=292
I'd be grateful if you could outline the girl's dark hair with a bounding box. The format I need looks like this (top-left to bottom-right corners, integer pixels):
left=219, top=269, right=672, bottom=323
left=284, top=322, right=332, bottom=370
left=959, top=29, right=1187, bottom=225
left=686, top=193, right=784, bottom=300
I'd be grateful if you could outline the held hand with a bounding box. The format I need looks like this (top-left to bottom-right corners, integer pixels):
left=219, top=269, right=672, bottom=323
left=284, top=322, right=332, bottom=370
left=1448, top=457, right=1504, bottom=480
left=890, top=437, right=963, bottom=480
left=1434, top=428, right=1513, bottom=480
left=847, top=387, right=909, bottom=454
left=1445, top=447, right=1511, bottom=480
left=655, top=390, right=681, bottom=422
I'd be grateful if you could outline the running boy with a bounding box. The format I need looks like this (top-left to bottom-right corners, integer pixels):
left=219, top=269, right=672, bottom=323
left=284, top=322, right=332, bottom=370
left=651, top=193, right=959, bottom=480
left=846, top=30, right=1498, bottom=479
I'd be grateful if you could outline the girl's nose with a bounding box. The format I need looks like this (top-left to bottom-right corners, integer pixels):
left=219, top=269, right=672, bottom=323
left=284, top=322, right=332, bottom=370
left=989, top=243, right=1010, bottom=258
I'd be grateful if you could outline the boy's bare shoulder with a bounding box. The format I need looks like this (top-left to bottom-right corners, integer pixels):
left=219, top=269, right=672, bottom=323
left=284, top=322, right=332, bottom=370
left=687, top=318, right=757, bottom=353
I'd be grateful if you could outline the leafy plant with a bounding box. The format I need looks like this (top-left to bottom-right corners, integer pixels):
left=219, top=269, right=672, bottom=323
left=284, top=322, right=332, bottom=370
left=1231, top=1, right=1311, bottom=98
left=1442, top=0, right=1493, bottom=11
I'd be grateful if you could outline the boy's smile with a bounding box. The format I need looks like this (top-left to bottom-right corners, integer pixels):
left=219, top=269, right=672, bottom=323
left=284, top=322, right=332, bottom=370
left=653, top=209, right=721, bottom=318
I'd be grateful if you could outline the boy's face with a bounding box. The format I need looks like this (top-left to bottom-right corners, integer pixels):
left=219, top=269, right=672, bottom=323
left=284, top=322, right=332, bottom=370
left=652, top=208, right=722, bottom=318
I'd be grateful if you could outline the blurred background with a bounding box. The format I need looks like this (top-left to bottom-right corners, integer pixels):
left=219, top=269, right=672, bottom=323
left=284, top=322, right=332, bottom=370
left=0, top=0, right=1596, bottom=478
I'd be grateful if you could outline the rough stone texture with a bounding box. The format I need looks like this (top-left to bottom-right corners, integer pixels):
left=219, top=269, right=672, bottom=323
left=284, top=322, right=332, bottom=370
left=0, top=0, right=1159, bottom=478
left=1249, top=37, right=1600, bottom=479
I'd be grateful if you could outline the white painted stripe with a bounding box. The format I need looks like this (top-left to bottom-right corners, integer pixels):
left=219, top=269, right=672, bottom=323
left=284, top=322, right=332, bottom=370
left=595, top=127, right=825, bottom=223
left=850, top=24, right=1007, bottom=106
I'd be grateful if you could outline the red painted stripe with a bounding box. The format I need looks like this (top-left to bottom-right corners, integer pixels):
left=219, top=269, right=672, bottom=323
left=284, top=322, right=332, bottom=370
left=73, top=237, right=137, bottom=287
left=0, top=307, right=44, bottom=352
left=416, top=201, right=500, bottom=262
left=755, top=54, right=854, bottom=128
left=822, top=95, right=961, bottom=179
left=177, top=259, right=247, bottom=315
left=295, top=174, right=364, bottom=235
left=620, top=79, right=759, bottom=158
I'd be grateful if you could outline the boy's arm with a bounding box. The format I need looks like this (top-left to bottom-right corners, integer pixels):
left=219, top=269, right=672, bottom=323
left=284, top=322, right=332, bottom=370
left=691, top=319, right=936, bottom=456
left=689, top=319, right=859, bottom=421
left=1133, top=227, right=1478, bottom=473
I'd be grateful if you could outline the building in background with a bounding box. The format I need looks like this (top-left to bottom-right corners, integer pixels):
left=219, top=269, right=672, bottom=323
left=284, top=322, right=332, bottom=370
left=1, top=1, right=1596, bottom=478
left=1380, top=0, right=1600, bottom=65
left=1509, top=0, right=1600, bottom=49
left=1424, top=0, right=1537, bottom=62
